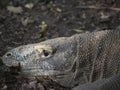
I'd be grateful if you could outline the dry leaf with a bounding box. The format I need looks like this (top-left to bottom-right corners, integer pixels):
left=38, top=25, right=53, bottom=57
left=7, top=6, right=23, bottom=14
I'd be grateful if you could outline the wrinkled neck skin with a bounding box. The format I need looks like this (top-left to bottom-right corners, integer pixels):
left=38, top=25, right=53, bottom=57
left=57, top=33, right=93, bottom=87
left=48, top=34, right=86, bottom=87
left=56, top=31, right=109, bottom=87
left=50, top=31, right=106, bottom=87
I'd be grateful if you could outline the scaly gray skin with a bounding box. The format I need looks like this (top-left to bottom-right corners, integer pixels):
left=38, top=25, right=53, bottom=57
left=2, top=30, right=120, bottom=88
left=72, top=75, right=120, bottom=90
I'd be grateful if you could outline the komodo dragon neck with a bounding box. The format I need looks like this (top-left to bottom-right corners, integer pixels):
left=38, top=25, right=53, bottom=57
left=73, top=30, right=120, bottom=85
left=54, top=31, right=111, bottom=86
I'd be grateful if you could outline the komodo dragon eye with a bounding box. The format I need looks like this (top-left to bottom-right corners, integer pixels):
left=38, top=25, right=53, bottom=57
left=41, top=49, right=52, bottom=58
left=43, top=50, right=49, bottom=56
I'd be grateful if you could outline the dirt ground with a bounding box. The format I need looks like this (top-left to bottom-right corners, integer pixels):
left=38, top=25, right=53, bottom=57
left=0, top=0, right=120, bottom=90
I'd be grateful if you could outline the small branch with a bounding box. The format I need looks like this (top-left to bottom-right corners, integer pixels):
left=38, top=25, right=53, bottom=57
left=76, top=5, right=120, bottom=11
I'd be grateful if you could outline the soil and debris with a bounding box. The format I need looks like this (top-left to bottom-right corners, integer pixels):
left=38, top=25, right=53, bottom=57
left=0, top=0, right=120, bottom=90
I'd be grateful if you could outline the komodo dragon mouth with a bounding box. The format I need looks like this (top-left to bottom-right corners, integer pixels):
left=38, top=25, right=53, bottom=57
left=8, top=63, right=61, bottom=76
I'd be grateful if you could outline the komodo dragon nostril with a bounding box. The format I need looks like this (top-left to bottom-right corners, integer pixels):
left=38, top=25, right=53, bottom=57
left=5, top=52, right=12, bottom=57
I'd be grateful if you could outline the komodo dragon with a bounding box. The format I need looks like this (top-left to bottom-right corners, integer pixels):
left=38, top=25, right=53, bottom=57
left=2, top=30, right=120, bottom=90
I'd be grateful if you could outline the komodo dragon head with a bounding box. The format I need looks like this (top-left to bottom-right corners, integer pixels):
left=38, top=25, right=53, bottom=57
left=2, top=35, right=81, bottom=87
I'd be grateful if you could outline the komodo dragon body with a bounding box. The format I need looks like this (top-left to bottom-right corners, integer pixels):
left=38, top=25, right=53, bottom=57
left=2, top=30, right=120, bottom=90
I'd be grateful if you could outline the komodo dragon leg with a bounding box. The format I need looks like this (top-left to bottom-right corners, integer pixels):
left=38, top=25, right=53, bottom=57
left=72, top=75, right=120, bottom=90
